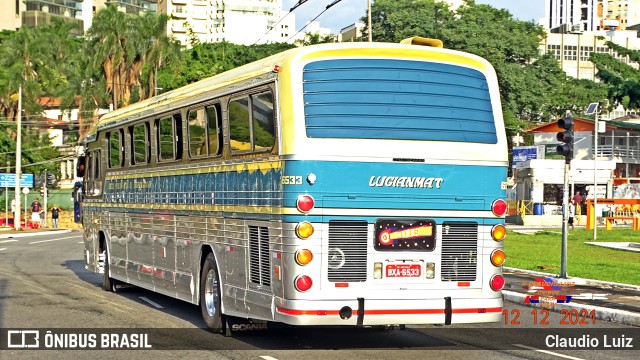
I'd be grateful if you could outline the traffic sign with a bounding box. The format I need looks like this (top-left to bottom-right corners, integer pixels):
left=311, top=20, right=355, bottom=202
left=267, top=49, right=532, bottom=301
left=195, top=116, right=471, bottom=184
left=0, top=173, right=34, bottom=188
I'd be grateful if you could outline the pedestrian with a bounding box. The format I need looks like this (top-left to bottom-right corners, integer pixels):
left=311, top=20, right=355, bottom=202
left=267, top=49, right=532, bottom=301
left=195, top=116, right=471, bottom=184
left=568, top=200, right=576, bottom=230
left=51, top=205, right=60, bottom=229
left=30, top=198, right=42, bottom=228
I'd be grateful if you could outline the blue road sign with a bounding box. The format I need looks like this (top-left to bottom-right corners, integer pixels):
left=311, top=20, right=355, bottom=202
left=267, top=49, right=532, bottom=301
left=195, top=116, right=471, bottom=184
left=0, top=173, right=34, bottom=188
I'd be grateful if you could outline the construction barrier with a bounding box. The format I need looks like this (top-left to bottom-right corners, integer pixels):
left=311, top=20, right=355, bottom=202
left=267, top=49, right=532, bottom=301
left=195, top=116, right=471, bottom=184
left=585, top=198, right=640, bottom=230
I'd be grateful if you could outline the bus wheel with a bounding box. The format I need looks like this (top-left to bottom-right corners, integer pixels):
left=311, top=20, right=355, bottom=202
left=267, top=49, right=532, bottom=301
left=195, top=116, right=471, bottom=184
left=200, top=253, right=224, bottom=333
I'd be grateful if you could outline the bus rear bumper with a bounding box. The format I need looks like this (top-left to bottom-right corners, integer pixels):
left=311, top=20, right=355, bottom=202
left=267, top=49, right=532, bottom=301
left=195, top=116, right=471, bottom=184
left=273, top=297, right=503, bottom=326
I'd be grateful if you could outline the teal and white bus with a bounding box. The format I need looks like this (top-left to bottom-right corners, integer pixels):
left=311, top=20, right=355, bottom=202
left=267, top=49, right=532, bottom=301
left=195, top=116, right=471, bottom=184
left=77, top=37, right=509, bottom=332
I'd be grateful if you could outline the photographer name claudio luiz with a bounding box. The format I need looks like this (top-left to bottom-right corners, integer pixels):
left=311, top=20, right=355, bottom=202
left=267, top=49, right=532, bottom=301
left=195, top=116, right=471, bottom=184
left=546, top=334, right=634, bottom=349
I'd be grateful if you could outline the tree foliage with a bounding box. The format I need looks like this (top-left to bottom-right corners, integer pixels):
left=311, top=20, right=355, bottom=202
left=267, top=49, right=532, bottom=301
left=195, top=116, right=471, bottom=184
left=158, top=41, right=295, bottom=91
left=366, top=0, right=610, bottom=134
left=85, top=5, right=181, bottom=110
left=590, top=41, right=640, bottom=110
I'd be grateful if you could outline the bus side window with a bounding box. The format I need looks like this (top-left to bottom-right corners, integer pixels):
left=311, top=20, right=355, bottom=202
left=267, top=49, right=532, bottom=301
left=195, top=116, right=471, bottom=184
left=188, top=108, right=207, bottom=158
left=130, top=123, right=149, bottom=166
left=158, top=116, right=177, bottom=162
left=229, top=97, right=251, bottom=153
left=206, top=104, right=222, bottom=157
left=108, top=130, right=123, bottom=168
left=252, top=91, right=275, bottom=151
left=86, top=149, right=102, bottom=197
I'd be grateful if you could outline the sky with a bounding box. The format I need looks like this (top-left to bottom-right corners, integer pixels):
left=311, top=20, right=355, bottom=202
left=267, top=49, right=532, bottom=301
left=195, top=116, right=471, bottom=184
left=281, top=0, right=546, bottom=34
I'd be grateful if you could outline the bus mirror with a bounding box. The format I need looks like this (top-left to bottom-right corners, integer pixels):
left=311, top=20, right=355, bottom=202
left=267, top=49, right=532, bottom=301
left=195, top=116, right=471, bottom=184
left=77, top=156, right=86, bottom=177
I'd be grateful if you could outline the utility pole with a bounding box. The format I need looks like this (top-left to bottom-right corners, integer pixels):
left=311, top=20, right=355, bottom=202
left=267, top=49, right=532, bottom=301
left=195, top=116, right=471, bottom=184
left=43, top=169, right=48, bottom=228
left=14, top=85, right=22, bottom=231
left=367, top=0, right=372, bottom=42
left=5, top=158, right=8, bottom=226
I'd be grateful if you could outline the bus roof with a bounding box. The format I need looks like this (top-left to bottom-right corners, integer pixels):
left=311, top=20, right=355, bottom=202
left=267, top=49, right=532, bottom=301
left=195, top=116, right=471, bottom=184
left=84, top=41, right=494, bottom=142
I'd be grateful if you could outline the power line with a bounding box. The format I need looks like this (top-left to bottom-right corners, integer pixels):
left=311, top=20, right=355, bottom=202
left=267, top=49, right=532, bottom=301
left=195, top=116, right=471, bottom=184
left=252, top=10, right=294, bottom=46
left=286, top=0, right=343, bottom=43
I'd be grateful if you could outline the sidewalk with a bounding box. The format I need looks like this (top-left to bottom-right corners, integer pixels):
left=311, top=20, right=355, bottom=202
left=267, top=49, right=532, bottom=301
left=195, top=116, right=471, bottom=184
left=0, top=226, right=76, bottom=239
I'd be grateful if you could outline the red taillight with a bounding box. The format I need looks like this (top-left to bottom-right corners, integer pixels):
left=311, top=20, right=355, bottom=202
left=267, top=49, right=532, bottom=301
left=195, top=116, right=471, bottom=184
left=273, top=65, right=280, bottom=72
left=294, top=275, right=313, bottom=292
left=296, top=195, right=315, bottom=213
left=490, top=274, right=505, bottom=291
left=492, top=199, right=507, bottom=217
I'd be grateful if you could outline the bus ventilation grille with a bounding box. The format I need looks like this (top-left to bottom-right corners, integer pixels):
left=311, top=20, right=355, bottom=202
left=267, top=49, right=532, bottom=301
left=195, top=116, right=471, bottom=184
left=249, top=225, right=271, bottom=286
left=441, top=222, right=478, bottom=282
left=327, top=220, right=368, bottom=282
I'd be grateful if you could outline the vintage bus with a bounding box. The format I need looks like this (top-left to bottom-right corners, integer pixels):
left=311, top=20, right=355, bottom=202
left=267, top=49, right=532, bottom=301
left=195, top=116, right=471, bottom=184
left=77, top=37, right=509, bottom=332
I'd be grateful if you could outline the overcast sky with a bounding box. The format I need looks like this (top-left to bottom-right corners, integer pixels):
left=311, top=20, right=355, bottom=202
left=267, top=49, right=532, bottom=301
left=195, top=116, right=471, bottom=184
left=281, top=0, right=546, bottom=34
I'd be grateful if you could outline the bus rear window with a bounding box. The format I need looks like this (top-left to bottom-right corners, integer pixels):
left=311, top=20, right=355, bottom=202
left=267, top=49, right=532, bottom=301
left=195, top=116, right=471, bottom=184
left=302, top=59, right=497, bottom=143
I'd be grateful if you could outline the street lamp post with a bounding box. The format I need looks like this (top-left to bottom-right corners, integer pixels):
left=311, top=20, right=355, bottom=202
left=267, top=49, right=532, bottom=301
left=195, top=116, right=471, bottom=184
left=586, top=102, right=600, bottom=240
left=14, top=85, right=22, bottom=231
left=594, top=109, right=598, bottom=240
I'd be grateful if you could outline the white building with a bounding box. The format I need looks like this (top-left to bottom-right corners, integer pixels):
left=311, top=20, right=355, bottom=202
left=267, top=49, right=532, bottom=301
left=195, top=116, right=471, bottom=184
left=158, top=0, right=296, bottom=46
left=544, top=0, right=640, bottom=32
left=540, top=29, right=640, bottom=82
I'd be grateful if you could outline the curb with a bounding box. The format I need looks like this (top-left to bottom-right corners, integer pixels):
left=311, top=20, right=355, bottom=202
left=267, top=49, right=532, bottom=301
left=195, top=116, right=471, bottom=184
left=0, top=229, right=72, bottom=239
left=504, top=266, right=640, bottom=291
left=503, top=290, right=640, bottom=327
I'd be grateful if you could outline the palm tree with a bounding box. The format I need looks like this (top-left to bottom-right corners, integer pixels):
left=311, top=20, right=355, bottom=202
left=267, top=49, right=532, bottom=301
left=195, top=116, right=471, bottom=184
left=87, top=6, right=181, bottom=108
left=139, top=12, right=181, bottom=99
left=86, top=5, right=129, bottom=109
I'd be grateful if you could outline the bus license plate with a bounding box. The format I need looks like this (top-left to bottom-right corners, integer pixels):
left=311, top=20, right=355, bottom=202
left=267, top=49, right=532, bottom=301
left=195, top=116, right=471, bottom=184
left=386, top=264, right=421, bottom=277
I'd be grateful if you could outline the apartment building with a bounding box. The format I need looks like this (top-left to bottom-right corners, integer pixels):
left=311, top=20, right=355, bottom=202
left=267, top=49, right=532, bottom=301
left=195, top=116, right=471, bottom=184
left=0, top=0, right=157, bottom=33
left=158, top=0, right=296, bottom=46
left=540, top=29, right=640, bottom=83
left=545, top=0, right=640, bottom=32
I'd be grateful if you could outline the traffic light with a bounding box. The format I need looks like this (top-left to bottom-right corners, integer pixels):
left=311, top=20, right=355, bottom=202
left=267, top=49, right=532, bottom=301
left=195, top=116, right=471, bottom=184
left=46, top=171, right=56, bottom=186
left=556, top=113, right=574, bottom=163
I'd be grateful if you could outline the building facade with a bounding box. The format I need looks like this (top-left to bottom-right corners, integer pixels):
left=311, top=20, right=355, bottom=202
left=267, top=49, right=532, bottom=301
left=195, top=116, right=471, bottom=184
left=528, top=117, right=640, bottom=180
left=540, top=29, right=640, bottom=83
left=544, top=0, right=640, bottom=32
left=0, top=0, right=158, bottom=34
left=158, top=0, right=296, bottom=46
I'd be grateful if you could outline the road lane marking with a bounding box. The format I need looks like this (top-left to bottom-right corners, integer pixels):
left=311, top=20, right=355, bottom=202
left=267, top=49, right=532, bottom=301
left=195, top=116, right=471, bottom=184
left=139, top=296, right=164, bottom=309
left=0, top=239, right=18, bottom=244
left=513, top=344, right=584, bottom=360
left=260, top=357, right=279, bottom=360
left=29, top=235, right=81, bottom=244
left=0, top=248, right=6, bottom=251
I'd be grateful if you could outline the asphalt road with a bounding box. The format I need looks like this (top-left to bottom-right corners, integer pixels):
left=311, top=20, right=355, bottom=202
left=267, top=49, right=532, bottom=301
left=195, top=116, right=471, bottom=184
left=0, top=232, right=637, bottom=360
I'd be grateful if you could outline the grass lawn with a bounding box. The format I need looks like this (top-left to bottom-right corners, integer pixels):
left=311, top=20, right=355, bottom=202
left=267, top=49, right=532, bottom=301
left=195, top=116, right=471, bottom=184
left=505, top=228, right=640, bottom=286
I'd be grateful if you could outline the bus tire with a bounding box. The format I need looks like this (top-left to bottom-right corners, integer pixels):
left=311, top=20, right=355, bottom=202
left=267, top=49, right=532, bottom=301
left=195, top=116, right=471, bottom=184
left=200, top=253, right=224, bottom=333
left=102, top=249, right=114, bottom=292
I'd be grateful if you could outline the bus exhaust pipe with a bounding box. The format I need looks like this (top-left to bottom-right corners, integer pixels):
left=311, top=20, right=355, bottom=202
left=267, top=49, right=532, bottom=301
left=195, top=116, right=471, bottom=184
left=339, top=306, right=352, bottom=320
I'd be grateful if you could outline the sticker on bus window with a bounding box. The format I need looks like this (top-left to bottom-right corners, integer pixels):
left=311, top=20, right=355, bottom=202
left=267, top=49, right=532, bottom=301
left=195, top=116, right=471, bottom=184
left=374, top=219, right=436, bottom=251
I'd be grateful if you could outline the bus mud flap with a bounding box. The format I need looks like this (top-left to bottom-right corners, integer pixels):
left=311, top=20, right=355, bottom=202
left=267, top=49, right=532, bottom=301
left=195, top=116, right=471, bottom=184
left=444, top=297, right=452, bottom=325
left=357, top=297, right=364, bottom=326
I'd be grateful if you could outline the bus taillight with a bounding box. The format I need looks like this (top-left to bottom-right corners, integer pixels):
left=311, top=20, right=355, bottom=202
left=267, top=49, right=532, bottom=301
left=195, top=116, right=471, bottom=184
left=490, top=249, right=506, bottom=266
left=295, top=249, right=313, bottom=265
left=491, top=224, right=506, bottom=241
left=490, top=274, right=505, bottom=291
left=491, top=199, right=507, bottom=217
left=296, top=195, right=315, bottom=213
left=294, top=275, right=313, bottom=292
left=295, top=221, right=314, bottom=239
